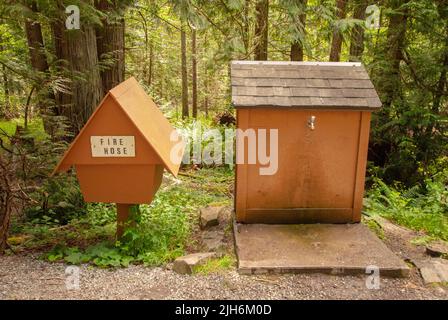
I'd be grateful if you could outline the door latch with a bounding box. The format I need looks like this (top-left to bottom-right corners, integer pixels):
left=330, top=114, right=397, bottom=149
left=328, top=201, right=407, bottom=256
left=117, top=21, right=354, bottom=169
left=308, top=116, right=316, bottom=130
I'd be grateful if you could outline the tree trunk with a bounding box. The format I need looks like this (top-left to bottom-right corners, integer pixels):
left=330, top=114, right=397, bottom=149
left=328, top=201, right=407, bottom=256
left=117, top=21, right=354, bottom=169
left=51, top=20, right=65, bottom=119
left=254, top=0, right=269, bottom=60
left=24, top=1, right=49, bottom=73
left=0, top=30, right=9, bottom=114
left=204, top=66, right=209, bottom=118
left=290, top=0, right=307, bottom=61
left=243, top=0, right=250, bottom=55
left=181, top=25, right=189, bottom=118
left=148, top=41, right=154, bottom=86
left=202, top=32, right=209, bottom=117
left=23, top=0, right=61, bottom=136
left=349, top=0, right=367, bottom=62
left=1, top=57, right=10, bottom=115
left=432, top=38, right=447, bottom=125
left=95, top=0, right=126, bottom=93
left=329, top=0, right=347, bottom=62
left=433, top=4, right=448, bottom=114
left=204, top=88, right=209, bottom=117
left=0, top=156, right=12, bottom=254
left=191, top=28, right=198, bottom=118
left=52, top=18, right=103, bottom=133
left=379, top=0, right=409, bottom=109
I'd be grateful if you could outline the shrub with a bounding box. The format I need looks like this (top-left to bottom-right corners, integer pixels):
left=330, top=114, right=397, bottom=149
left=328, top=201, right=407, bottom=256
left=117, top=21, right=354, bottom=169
left=25, top=174, right=86, bottom=225
left=45, top=183, right=218, bottom=267
left=364, top=170, right=448, bottom=240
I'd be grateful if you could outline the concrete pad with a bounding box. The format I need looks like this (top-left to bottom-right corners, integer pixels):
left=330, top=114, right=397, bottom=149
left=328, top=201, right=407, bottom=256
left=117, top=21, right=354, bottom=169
left=419, top=259, right=448, bottom=284
left=234, top=223, right=410, bottom=277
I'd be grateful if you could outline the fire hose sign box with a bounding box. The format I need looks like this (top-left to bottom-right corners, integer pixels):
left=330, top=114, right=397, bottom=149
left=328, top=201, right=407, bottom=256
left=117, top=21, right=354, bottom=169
left=90, top=136, right=136, bottom=157
left=53, top=77, right=185, bottom=205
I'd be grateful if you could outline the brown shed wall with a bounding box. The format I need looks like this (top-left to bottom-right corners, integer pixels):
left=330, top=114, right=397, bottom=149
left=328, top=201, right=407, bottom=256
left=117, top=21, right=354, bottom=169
left=235, top=108, right=371, bottom=224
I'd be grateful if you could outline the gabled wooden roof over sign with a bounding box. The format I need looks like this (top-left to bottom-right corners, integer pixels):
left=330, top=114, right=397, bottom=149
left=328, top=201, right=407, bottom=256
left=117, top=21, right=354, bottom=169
left=231, top=61, right=382, bottom=110
left=53, top=77, right=183, bottom=176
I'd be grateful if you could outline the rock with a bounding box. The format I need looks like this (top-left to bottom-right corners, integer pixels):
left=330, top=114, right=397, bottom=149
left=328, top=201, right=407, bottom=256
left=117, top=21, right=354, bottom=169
left=202, top=230, right=225, bottom=252
left=426, top=240, right=448, bottom=258
left=218, top=206, right=233, bottom=224
left=419, top=259, right=448, bottom=284
left=173, top=252, right=216, bottom=275
left=200, top=206, right=220, bottom=229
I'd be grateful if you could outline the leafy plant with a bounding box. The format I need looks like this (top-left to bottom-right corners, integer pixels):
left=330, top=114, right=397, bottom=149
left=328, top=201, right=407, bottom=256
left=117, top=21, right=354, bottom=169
left=193, top=255, right=235, bottom=275
left=25, top=174, right=86, bottom=225
left=362, top=216, right=385, bottom=240
left=364, top=170, right=448, bottom=241
left=41, top=175, right=229, bottom=267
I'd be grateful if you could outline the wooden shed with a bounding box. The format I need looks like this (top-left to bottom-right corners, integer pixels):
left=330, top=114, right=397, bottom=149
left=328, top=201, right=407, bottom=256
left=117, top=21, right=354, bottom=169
left=231, top=61, right=382, bottom=224
left=53, top=77, right=184, bottom=205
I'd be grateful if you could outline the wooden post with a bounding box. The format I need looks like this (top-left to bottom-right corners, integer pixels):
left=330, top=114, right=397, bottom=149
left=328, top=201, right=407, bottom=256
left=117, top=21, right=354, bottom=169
left=116, top=203, right=131, bottom=239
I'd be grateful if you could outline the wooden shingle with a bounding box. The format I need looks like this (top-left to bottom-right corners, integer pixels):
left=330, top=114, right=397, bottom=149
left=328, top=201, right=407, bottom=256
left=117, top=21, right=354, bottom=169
left=231, top=61, right=382, bottom=110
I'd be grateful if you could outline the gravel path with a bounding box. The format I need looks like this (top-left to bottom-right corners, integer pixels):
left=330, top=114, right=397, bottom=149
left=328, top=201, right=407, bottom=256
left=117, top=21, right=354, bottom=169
left=0, top=254, right=447, bottom=300
left=1, top=216, right=448, bottom=300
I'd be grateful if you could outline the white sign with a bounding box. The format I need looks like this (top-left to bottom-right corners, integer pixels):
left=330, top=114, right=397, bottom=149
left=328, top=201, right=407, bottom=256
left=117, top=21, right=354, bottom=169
left=90, top=136, right=135, bottom=157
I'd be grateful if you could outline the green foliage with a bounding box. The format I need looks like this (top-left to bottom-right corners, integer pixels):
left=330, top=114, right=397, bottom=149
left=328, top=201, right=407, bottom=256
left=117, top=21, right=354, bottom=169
left=25, top=174, right=86, bottom=225
left=85, top=203, right=117, bottom=226
left=172, top=116, right=236, bottom=169
left=368, top=0, right=448, bottom=186
left=193, top=255, right=235, bottom=274
left=0, top=118, right=48, bottom=144
left=5, top=126, right=85, bottom=225
left=362, top=216, right=386, bottom=240
left=364, top=170, right=448, bottom=241
left=44, top=192, right=191, bottom=267
left=0, top=120, right=17, bottom=139
left=1, top=0, right=446, bottom=270
left=46, top=243, right=133, bottom=267
left=38, top=168, right=232, bottom=267
left=117, top=190, right=194, bottom=266
left=410, top=235, right=438, bottom=246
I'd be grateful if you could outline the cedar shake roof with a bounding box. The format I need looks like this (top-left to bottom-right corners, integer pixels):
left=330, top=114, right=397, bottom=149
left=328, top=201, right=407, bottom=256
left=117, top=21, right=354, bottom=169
left=231, top=61, right=382, bottom=110
left=53, top=77, right=184, bottom=176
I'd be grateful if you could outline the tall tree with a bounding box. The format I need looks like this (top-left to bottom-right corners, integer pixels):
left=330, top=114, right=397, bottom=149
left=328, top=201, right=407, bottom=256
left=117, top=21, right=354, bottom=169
left=379, top=0, right=410, bottom=109
left=23, top=0, right=58, bottom=135
left=349, top=0, right=367, bottom=61
left=24, top=1, right=49, bottom=73
left=243, top=0, right=251, bottom=55
left=95, top=0, right=126, bottom=93
left=254, top=0, right=269, bottom=60
left=0, top=156, right=12, bottom=254
left=181, top=24, right=189, bottom=118
left=431, top=0, right=448, bottom=114
left=52, top=2, right=103, bottom=133
left=191, top=27, right=198, bottom=118
left=369, top=0, right=411, bottom=182
left=329, top=0, right=347, bottom=62
left=203, top=74, right=209, bottom=117
left=0, top=49, right=10, bottom=114
left=290, top=0, right=307, bottom=61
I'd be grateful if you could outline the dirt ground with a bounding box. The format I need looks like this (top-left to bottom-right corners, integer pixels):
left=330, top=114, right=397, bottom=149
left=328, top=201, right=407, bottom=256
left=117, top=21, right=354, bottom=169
left=0, top=218, right=447, bottom=300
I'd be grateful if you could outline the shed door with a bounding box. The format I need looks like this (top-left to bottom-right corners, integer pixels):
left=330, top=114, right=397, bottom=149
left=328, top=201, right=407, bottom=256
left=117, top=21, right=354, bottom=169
left=237, top=109, right=363, bottom=223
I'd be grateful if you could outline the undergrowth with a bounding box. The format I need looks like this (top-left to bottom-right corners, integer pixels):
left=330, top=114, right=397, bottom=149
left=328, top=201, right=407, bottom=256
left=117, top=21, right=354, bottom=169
left=193, top=255, right=236, bottom=275
left=10, top=167, right=233, bottom=267
left=364, top=170, right=448, bottom=241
